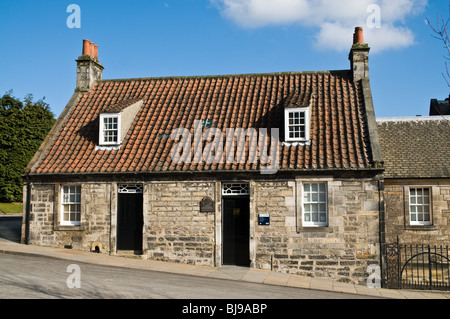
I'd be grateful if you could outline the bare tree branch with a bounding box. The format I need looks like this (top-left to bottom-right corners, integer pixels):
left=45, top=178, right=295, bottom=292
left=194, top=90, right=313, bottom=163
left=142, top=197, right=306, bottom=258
left=426, top=2, right=450, bottom=87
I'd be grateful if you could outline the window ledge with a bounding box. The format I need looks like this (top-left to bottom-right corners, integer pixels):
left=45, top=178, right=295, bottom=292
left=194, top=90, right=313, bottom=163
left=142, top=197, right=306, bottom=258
left=405, top=225, right=437, bottom=231
left=54, top=225, right=85, bottom=231
left=297, top=226, right=330, bottom=232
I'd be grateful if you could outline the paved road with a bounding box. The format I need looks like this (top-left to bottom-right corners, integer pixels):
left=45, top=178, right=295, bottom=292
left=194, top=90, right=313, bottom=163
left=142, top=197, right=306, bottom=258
left=0, top=254, right=376, bottom=300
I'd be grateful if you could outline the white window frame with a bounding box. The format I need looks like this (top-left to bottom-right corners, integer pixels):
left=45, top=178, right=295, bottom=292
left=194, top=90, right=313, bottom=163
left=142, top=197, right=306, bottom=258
left=409, top=187, right=432, bottom=226
left=61, top=185, right=81, bottom=226
left=99, top=113, right=121, bottom=145
left=284, top=107, right=309, bottom=142
left=302, top=182, right=328, bottom=227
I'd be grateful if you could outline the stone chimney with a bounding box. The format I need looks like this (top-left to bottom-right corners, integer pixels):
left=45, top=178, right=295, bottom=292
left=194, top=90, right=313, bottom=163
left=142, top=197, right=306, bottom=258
left=349, top=27, right=370, bottom=81
left=75, top=40, right=104, bottom=92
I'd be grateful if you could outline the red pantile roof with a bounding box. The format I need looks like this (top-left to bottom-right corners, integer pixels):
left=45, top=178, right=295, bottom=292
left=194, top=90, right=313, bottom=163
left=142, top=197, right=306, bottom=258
left=30, top=70, right=377, bottom=175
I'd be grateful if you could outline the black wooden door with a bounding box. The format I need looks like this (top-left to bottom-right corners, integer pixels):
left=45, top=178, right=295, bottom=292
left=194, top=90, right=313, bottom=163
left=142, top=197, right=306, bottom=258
left=117, top=193, right=143, bottom=251
left=222, top=197, right=250, bottom=266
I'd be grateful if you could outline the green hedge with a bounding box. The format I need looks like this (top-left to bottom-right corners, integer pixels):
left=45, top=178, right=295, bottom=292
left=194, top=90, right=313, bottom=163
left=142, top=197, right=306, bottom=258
left=0, top=91, right=55, bottom=202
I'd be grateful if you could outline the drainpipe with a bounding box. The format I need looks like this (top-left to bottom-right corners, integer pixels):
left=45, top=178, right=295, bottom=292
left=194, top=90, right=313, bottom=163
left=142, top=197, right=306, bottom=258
left=295, top=181, right=300, bottom=234
left=378, top=179, right=386, bottom=288
left=24, top=177, right=31, bottom=245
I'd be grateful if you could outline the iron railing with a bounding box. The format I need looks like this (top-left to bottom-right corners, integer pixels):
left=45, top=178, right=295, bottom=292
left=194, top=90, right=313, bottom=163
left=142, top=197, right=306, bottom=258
left=385, top=238, right=450, bottom=291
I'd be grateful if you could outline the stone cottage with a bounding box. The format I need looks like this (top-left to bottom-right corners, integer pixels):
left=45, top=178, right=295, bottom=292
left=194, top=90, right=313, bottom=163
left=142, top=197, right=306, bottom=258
left=22, top=28, right=384, bottom=284
left=377, top=116, right=450, bottom=245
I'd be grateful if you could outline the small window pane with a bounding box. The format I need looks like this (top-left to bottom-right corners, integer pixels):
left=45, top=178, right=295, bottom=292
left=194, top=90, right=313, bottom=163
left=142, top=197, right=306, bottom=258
left=304, top=193, right=310, bottom=202
left=319, top=193, right=326, bottom=202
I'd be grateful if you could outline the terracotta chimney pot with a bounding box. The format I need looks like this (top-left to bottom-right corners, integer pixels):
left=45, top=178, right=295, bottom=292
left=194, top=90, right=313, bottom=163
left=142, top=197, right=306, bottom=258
left=94, top=45, right=98, bottom=60
left=354, top=27, right=364, bottom=44
left=89, top=42, right=95, bottom=58
left=82, top=39, right=91, bottom=56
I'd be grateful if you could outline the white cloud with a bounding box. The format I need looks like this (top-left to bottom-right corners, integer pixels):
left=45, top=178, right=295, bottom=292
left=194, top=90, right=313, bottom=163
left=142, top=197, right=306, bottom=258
left=211, top=0, right=428, bottom=52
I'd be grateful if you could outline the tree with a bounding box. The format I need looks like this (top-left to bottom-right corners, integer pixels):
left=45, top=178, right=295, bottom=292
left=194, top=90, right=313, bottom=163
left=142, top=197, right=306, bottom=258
left=0, top=91, right=55, bottom=202
left=426, top=2, right=450, bottom=87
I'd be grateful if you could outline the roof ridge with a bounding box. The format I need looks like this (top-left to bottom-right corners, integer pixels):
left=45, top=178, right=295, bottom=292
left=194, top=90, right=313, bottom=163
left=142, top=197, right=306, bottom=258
left=377, top=116, right=450, bottom=122
left=97, top=69, right=352, bottom=83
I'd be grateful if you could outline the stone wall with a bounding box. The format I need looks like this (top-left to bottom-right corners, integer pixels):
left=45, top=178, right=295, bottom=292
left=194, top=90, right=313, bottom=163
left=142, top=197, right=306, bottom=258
left=384, top=179, right=450, bottom=245
left=24, top=182, right=111, bottom=253
left=24, top=183, right=55, bottom=246
left=24, top=176, right=382, bottom=285
left=145, top=181, right=216, bottom=266
left=253, top=178, right=381, bottom=285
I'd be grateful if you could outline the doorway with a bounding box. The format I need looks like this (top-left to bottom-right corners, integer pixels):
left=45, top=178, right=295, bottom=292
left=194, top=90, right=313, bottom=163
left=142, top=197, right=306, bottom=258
left=117, top=184, right=143, bottom=252
left=222, top=187, right=250, bottom=266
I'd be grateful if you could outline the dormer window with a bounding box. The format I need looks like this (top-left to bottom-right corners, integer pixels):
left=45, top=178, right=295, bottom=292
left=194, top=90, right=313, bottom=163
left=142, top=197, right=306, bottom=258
left=284, top=107, right=310, bottom=142
left=96, top=98, right=144, bottom=150
left=99, top=113, right=121, bottom=145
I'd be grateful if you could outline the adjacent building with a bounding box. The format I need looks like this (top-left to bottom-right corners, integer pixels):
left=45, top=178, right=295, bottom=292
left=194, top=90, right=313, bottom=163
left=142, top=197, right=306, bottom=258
left=377, top=116, right=450, bottom=245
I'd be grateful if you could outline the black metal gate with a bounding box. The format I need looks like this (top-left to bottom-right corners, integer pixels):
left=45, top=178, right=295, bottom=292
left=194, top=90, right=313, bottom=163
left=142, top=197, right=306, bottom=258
left=385, top=238, right=450, bottom=291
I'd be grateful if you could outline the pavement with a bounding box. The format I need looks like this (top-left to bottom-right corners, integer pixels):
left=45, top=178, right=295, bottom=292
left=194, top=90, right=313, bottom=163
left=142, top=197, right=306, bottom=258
left=1, top=239, right=450, bottom=299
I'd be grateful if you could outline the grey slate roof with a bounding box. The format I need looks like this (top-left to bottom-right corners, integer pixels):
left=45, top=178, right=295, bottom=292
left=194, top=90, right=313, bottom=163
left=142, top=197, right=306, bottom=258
left=377, top=117, right=450, bottom=179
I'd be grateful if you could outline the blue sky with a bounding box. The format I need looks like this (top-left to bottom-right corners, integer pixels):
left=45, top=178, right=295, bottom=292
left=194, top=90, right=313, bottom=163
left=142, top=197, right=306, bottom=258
left=0, top=0, right=448, bottom=118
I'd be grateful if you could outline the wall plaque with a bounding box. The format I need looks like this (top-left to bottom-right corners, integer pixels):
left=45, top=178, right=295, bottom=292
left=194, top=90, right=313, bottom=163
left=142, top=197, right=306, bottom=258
left=258, top=214, right=270, bottom=225
left=200, top=196, right=214, bottom=212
